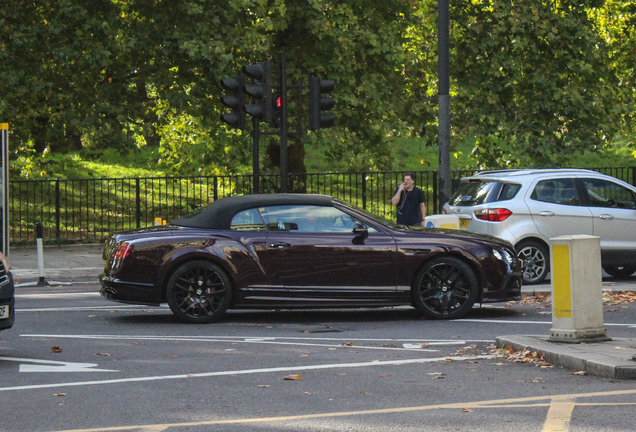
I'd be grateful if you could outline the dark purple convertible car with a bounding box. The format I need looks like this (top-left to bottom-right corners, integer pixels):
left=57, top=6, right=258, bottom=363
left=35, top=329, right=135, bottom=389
left=100, top=194, right=522, bottom=323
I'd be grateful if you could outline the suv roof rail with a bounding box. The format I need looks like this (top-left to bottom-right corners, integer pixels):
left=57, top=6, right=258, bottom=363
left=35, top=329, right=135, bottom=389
left=472, top=168, right=596, bottom=177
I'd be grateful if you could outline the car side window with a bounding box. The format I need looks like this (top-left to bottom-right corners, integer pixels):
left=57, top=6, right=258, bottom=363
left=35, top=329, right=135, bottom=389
left=497, top=183, right=521, bottom=202
left=230, top=208, right=267, bottom=231
left=581, top=178, right=636, bottom=209
left=259, top=205, right=377, bottom=233
left=531, top=179, right=580, bottom=206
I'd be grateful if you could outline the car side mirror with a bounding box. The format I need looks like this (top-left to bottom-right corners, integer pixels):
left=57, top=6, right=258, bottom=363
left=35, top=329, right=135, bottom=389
left=352, top=222, right=368, bottom=239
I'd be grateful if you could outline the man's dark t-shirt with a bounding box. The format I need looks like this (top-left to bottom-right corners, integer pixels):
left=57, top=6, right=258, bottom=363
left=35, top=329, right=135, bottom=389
left=395, top=186, right=425, bottom=226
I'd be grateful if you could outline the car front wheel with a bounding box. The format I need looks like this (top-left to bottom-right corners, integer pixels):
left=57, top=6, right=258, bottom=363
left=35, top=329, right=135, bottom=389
left=603, top=265, right=636, bottom=279
left=516, top=240, right=549, bottom=285
left=166, top=261, right=232, bottom=324
left=412, top=257, right=479, bottom=320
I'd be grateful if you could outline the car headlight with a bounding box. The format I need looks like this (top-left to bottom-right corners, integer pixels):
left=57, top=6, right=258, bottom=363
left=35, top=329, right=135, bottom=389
left=493, top=249, right=513, bottom=264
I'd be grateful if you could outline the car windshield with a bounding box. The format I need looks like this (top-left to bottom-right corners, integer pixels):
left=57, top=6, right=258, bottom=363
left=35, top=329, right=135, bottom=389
left=334, top=199, right=406, bottom=230
left=448, top=181, right=496, bottom=206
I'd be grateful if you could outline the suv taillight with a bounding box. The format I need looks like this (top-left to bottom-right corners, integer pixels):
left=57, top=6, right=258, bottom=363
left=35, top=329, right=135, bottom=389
left=474, top=208, right=512, bottom=222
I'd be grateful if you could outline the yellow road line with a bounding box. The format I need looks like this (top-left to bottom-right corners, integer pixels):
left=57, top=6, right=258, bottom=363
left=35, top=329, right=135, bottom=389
left=542, top=398, right=575, bottom=432
left=52, top=388, right=636, bottom=432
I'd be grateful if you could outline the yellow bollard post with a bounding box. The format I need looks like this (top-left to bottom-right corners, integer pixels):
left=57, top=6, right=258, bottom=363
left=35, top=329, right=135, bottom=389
left=549, top=235, right=610, bottom=342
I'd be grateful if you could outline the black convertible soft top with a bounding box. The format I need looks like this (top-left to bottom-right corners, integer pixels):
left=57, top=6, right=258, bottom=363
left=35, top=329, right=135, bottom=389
left=171, top=193, right=334, bottom=229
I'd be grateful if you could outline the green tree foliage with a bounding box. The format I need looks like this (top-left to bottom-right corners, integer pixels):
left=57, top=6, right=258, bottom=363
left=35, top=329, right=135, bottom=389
left=2, top=0, right=636, bottom=178
left=451, top=0, right=625, bottom=168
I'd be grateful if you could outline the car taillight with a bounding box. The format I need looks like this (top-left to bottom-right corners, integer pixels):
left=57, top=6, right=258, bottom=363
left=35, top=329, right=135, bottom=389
left=474, top=208, right=512, bottom=222
left=114, top=243, right=133, bottom=259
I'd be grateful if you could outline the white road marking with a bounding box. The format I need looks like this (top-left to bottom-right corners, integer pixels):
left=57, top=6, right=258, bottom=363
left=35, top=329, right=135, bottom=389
left=15, top=292, right=100, bottom=298
left=0, top=355, right=494, bottom=392
left=459, top=318, right=636, bottom=327
left=19, top=334, right=493, bottom=352
left=0, top=356, right=119, bottom=373
left=17, top=305, right=148, bottom=312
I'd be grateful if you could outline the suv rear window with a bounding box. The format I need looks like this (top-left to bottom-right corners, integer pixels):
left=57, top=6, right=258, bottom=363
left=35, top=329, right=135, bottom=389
left=448, top=181, right=521, bottom=206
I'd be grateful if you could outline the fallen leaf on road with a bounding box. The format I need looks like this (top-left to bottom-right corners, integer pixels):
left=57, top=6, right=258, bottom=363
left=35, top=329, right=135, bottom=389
left=614, top=347, right=626, bottom=350
left=428, top=372, right=445, bottom=375
left=372, top=360, right=381, bottom=362
left=432, top=376, right=445, bottom=379
left=284, top=375, right=302, bottom=380
left=462, top=408, right=473, bottom=412
left=54, top=393, right=66, bottom=397
left=341, top=342, right=355, bottom=346
left=257, top=385, right=270, bottom=388
left=570, top=371, right=587, bottom=375
left=95, top=353, right=111, bottom=356
left=300, top=354, right=309, bottom=357
left=51, top=346, right=62, bottom=353
left=304, top=392, right=313, bottom=395
left=444, top=358, right=456, bottom=362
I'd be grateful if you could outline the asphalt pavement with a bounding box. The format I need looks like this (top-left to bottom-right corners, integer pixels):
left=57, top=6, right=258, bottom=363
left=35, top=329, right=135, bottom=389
left=7, top=243, right=636, bottom=380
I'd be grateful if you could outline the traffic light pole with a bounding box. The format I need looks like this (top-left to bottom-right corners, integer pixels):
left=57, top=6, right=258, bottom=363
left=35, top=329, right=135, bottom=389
left=252, top=117, right=260, bottom=194
left=279, top=51, right=288, bottom=193
left=438, top=0, right=451, bottom=213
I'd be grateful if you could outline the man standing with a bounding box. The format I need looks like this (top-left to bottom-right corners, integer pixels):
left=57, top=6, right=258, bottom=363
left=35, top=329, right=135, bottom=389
left=391, top=173, right=426, bottom=227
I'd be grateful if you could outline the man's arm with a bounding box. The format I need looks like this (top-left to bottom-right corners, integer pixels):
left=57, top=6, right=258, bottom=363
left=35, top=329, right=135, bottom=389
left=391, top=185, right=405, bottom=206
left=419, top=202, right=427, bottom=227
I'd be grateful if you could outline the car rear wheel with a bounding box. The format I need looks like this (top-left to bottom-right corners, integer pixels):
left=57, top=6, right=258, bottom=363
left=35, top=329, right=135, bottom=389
left=166, top=261, right=232, bottom=324
left=412, top=257, right=479, bottom=320
left=603, top=265, right=636, bottom=279
left=516, top=240, right=549, bottom=285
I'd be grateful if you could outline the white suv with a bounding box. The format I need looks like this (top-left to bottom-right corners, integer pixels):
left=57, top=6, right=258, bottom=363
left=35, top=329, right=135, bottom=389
left=443, top=169, right=636, bottom=284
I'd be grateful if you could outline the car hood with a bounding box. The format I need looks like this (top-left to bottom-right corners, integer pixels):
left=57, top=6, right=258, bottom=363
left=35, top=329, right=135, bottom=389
left=405, top=226, right=514, bottom=249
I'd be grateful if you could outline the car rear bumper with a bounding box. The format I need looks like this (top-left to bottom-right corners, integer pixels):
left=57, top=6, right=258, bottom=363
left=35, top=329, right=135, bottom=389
left=99, top=274, right=164, bottom=306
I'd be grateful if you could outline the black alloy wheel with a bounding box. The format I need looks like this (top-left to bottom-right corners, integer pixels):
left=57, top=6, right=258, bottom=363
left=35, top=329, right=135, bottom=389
left=166, top=261, right=232, bottom=324
left=603, top=265, right=636, bottom=279
left=412, top=257, right=479, bottom=320
left=516, top=240, right=549, bottom=285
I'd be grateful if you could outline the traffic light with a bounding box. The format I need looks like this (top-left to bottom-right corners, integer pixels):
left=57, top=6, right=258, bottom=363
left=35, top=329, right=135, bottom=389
left=243, top=61, right=272, bottom=124
left=271, top=93, right=281, bottom=128
left=308, top=77, right=335, bottom=130
left=219, top=77, right=246, bottom=129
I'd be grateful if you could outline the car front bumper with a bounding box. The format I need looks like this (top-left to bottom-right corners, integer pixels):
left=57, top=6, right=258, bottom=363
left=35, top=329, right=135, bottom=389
left=0, top=272, right=15, bottom=331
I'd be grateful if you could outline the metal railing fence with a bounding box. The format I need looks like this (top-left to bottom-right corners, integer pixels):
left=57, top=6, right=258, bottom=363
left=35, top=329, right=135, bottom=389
left=9, top=167, right=636, bottom=245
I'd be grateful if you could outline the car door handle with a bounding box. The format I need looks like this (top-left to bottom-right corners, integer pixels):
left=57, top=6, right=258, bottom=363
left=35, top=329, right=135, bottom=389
left=599, top=214, right=615, bottom=220
left=539, top=211, right=555, bottom=217
left=270, top=242, right=292, bottom=248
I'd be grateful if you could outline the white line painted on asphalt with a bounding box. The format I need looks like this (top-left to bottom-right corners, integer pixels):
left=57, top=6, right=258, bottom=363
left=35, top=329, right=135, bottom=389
left=20, top=334, right=493, bottom=343
left=459, top=318, right=636, bottom=327
left=19, top=334, right=457, bottom=352
left=17, top=305, right=150, bottom=312
left=0, top=355, right=494, bottom=392
left=15, top=292, right=100, bottom=298
left=0, top=356, right=119, bottom=373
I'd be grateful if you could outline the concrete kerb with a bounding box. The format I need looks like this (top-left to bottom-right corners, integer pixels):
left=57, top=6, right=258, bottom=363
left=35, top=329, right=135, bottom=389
left=496, top=335, right=636, bottom=380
